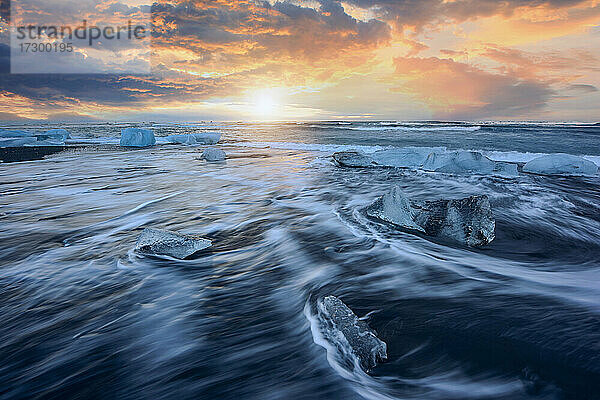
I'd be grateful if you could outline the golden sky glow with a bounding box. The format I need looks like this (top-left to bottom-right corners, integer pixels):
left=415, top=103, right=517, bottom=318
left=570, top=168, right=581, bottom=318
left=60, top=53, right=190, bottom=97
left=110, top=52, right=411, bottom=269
left=0, top=0, right=599, bottom=121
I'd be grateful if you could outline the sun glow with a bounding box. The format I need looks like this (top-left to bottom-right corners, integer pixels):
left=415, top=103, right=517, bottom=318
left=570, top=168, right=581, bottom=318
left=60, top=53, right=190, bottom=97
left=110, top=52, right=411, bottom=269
left=251, top=89, right=281, bottom=119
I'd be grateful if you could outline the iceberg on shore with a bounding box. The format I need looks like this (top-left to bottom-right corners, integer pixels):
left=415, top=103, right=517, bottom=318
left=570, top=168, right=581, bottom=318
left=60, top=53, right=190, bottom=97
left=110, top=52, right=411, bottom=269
left=523, top=154, right=598, bottom=177
left=202, top=147, right=226, bottom=161
left=165, top=132, right=221, bottom=145
left=120, top=128, right=156, bottom=147
left=318, top=296, right=387, bottom=371
left=366, top=186, right=495, bottom=247
left=0, top=128, right=70, bottom=146
left=135, top=228, right=212, bottom=259
left=333, top=148, right=518, bottom=177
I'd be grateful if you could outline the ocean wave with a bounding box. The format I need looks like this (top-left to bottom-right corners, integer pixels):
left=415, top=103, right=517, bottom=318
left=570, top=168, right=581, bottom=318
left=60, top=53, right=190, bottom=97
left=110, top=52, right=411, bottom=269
left=347, top=125, right=481, bottom=132
left=230, top=141, right=387, bottom=154
left=300, top=124, right=482, bottom=132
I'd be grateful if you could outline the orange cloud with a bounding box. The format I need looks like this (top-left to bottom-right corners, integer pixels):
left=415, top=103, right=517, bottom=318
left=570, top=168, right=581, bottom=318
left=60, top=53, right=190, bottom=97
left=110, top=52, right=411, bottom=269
left=1, top=0, right=599, bottom=120
left=392, top=56, right=555, bottom=119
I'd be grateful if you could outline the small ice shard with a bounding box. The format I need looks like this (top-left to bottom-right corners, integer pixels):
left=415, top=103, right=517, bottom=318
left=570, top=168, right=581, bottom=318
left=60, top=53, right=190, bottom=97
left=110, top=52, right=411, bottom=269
left=37, top=129, right=70, bottom=142
left=422, top=150, right=495, bottom=174
left=120, top=128, right=156, bottom=147
left=166, top=132, right=221, bottom=145
left=523, top=154, right=598, bottom=177
left=366, top=186, right=495, bottom=247
left=364, top=186, right=425, bottom=232
left=371, top=147, right=445, bottom=169
left=202, top=147, right=226, bottom=161
left=135, top=228, right=212, bottom=259
left=332, top=151, right=374, bottom=167
left=318, top=296, right=387, bottom=371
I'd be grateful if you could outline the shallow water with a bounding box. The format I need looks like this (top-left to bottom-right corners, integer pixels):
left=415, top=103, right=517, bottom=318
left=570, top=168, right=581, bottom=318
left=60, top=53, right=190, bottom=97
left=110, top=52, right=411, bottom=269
left=1, top=122, right=599, bottom=400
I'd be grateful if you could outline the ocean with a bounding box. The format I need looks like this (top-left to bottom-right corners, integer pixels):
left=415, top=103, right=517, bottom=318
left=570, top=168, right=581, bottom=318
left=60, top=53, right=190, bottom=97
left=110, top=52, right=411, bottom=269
left=1, top=121, right=599, bottom=399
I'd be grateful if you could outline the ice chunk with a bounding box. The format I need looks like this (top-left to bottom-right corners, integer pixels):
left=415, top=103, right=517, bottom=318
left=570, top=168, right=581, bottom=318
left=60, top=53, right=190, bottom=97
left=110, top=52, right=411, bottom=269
left=120, top=128, right=156, bottom=147
left=332, top=151, right=374, bottom=167
left=411, top=195, right=495, bottom=247
left=37, top=129, right=70, bottom=142
left=366, top=186, right=495, bottom=247
left=165, top=132, right=221, bottom=145
left=523, top=154, right=598, bottom=177
left=0, top=129, right=32, bottom=138
left=202, top=147, right=226, bottom=161
left=0, top=128, right=69, bottom=143
left=493, top=161, right=518, bottom=177
left=0, top=129, right=67, bottom=147
left=135, top=228, right=212, bottom=259
left=0, top=137, right=38, bottom=147
left=371, top=147, right=444, bottom=169
left=422, top=150, right=495, bottom=174
left=365, top=186, right=424, bottom=232
left=334, top=148, right=512, bottom=176
left=318, top=296, right=387, bottom=371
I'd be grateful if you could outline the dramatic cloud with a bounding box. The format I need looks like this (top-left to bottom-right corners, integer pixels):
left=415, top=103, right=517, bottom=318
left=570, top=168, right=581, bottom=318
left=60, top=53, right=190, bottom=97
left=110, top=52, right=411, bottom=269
left=0, top=0, right=598, bottom=120
left=392, top=56, right=555, bottom=119
left=342, top=0, right=594, bottom=29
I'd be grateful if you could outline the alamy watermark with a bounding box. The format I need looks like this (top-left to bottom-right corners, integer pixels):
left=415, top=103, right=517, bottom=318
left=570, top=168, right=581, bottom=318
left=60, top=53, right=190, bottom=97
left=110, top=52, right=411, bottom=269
left=10, top=0, right=151, bottom=74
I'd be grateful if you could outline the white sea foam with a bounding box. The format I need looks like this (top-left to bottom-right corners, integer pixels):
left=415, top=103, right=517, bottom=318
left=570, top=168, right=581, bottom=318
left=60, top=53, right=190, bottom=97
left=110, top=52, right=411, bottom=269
left=346, top=125, right=482, bottom=132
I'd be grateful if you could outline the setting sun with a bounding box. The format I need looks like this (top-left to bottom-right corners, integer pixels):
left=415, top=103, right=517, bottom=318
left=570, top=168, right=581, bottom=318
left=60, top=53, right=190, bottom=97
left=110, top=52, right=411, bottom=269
left=252, top=89, right=280, bottom=119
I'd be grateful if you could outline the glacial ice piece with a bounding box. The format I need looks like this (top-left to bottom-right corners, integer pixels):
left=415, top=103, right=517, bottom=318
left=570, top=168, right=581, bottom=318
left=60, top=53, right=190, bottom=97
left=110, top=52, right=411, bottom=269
left=411, top=195, right=495, bottom=247
left=371, top=147, right=445, bottom=169
left=318, top=296, right=387, bottom=371
left=523, top=154, right=598, bottom=177
left=0, top=137, right=38, bottom=147
left=37, top=129, right=70, bottom=142
left=120, top=128, right=156, bottom=147
left=332, top=151, right=374, bottom=167
left=135, top=228, right=212, bottom=259
left=366, top=186, right=495, bottom=247
left=493, top=161, right=518, bottom=177
left=0, top=129, right=31, bottom=138
left=202, top=147, right=226, bottom=161
left=333, top=148, right=517, bottom=177
left=0, top=129, right=68, bottom=143
left=364, top=186, right=424, bottom=232
left=165, top=132, right=221, bottom=145
left=422, top=150, right=495, bottom=174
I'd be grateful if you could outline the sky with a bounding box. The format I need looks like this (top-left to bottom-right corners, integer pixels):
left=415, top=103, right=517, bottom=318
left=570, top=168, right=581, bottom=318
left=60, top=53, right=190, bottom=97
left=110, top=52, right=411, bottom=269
left=0, top=0, right=599, bottom=122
